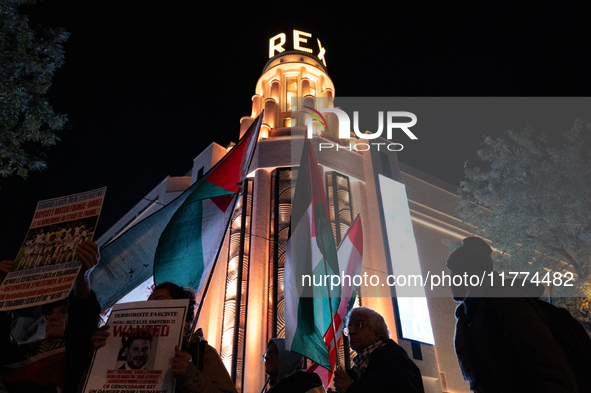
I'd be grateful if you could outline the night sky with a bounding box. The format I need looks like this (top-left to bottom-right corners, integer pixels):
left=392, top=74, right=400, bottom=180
left=2, top=2, right=591, bottom=258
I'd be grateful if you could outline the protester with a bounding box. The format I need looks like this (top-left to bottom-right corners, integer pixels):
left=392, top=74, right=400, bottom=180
left=0, top=241, right=101, bottom=393
left=92, top=282, right=237, bottom=393
left=333, top=307, right=424, bottom=393
left=447, top=236, right=585, bottom=393
left=262, top=338, right=324, bottom=393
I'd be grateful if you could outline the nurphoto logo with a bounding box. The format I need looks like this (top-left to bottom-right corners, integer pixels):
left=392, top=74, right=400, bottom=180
left=303, top=106, right=418, bottom=152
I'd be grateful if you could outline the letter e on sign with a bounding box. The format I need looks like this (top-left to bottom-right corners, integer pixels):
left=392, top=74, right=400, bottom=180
left=293, top=30, right=313, bottom=53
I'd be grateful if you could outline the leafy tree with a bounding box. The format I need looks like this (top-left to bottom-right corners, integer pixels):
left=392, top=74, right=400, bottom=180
left=0, top=0, right=69, bottom=178
left=458, top=120, right=591, bottom=327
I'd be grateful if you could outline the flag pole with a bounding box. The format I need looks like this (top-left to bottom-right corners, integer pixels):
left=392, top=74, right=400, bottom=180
left=260, top=377, right=270, bottom=393
left=190, top=189, right=241, bottom=341
left=190, top=112, right=263, bottom=341
left=307, top=137, right=341, bottom=372
left=336, top=214, right=360, bottom=370
left=319, top=227, right=341, bottom=372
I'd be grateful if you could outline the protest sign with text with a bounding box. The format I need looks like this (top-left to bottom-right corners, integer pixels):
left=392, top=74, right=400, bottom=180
left=83, top=299, right=189, bottom=393
left=0, top=187, right=106, bottom=311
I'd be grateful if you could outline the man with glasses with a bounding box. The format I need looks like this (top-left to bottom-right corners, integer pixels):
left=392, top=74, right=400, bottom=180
left=333, top=307, right=424, bottom=393
left=0, top=240, right=101, bottom=393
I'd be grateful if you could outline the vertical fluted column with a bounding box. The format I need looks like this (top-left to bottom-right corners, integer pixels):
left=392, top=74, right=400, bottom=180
left=302, top=78, right=311, bottom=97
left=243, top=168, right=271, bottom=393
left=270, top=81, right=280, bottom=103
left=324, top=88, right=334, bottom=107
left=240, top=117, right=254, bottom=139
left=263, top=98, right=277, bottom=130
left=251, top=95, right=262, bottom=118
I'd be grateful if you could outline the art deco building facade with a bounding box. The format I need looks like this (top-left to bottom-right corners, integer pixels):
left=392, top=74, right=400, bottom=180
left=98, top=43, right=473, bottom=393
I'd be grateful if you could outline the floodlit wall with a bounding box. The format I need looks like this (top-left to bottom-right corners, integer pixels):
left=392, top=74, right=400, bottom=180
left=97, top=51, right=472, bottom=393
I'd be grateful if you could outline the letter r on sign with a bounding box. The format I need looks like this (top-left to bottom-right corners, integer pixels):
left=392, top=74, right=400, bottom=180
left=269, top=33, right=286, bottom=58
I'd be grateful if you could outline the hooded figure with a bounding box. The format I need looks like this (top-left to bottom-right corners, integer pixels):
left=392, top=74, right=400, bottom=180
left=263, top=338, right=324, bottom=393
left=447, top=236, right=546, bottom=300
left=447, top=237, right=581, bottom=393
left=446, top=237, right=493, bottom=275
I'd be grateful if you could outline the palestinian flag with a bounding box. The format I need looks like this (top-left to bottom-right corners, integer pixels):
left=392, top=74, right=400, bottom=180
left=153, top=117, right=260, bottom=289
left=90, top=114, right=262, bottom=309
left=285, top=138, right=340, bottom=370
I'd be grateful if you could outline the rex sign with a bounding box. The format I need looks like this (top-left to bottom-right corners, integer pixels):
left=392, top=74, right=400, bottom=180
left=269, top=30, right=327, bottom=66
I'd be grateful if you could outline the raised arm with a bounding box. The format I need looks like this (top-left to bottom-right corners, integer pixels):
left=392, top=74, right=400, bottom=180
left=72, top=241, right=100, bottom=300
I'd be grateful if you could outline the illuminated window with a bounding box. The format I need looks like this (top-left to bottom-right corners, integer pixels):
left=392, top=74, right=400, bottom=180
left=284, top=117, right=297, bottom=127
left=286, top=76, right=297, bottom=111
left=309, top=80, right=316, bottom=97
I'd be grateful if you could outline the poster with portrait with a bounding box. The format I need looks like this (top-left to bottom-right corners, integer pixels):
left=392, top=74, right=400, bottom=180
left=0, top=187, right=106, bottom=311
left=83, top=299, right=189, bottom=393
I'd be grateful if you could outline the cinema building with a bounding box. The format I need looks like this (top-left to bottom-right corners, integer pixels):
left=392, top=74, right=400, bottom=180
left=97, top=32, right=474, bottom=393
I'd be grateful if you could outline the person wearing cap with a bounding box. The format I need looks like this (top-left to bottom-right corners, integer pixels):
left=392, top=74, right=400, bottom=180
left=333, top=306, right=424, bottom=393
left=447, top=237, right=578, bottom=393
left=0, top=240, right=101, bottom=393
left=262, top=338, right=324, bottom=393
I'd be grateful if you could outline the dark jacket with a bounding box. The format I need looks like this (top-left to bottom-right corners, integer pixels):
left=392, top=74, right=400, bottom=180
left=175, top=338, right=237, bottom=393
left=454, top=283, right=579, bottom=393
left=345, top=339, right=424, bottom=393
left=265, top=338, right=324, bottom=393
left=268, top=371, right=323, bottom=393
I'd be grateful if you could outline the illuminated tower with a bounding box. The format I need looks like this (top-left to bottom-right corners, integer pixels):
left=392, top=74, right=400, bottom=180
left=98, top=30, right=473, bottom=393
left=205, top=31, right=341, bottom=392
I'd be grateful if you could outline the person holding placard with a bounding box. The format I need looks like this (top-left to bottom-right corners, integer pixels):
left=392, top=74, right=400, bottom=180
left=92, top=282, right=237, bottom=393
left=0, top=241, right=101, bottom=393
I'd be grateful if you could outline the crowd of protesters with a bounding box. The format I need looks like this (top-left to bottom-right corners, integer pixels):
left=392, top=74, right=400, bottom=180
left=1, top=236, right=590, bottom=393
